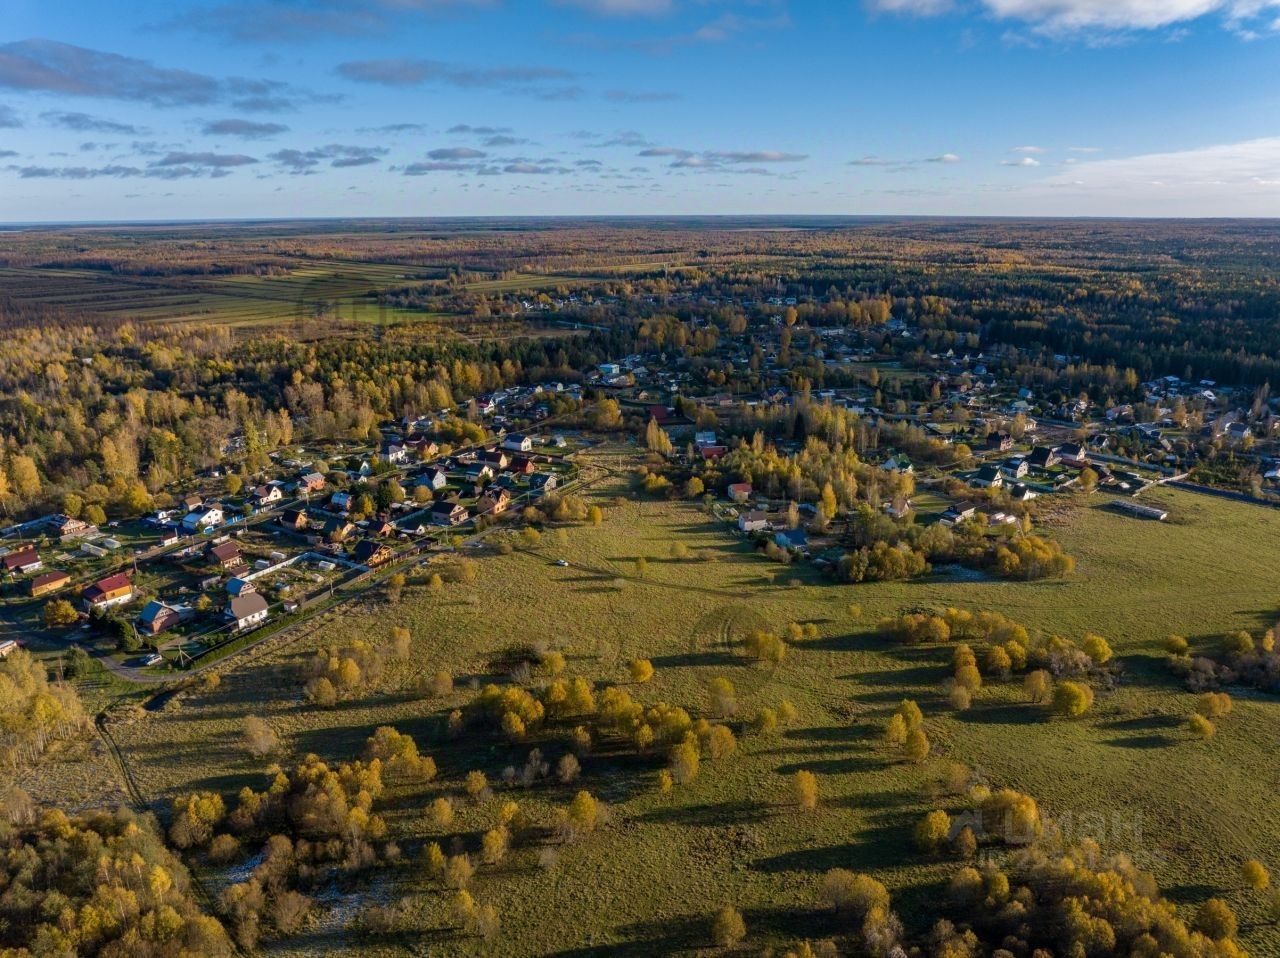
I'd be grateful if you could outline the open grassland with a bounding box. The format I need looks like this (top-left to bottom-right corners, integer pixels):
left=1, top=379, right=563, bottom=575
left=109, top=471, right=1280, bottom=956
left=0, top=255, right=659, bottom=333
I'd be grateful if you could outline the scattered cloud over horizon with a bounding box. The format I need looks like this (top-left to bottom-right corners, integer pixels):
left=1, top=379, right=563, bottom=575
left=164, top=0, right=498, bottom=44
left=42, top=110, right=143, bottom=134
left=336, top=58, right=582, bottom=100
left=868, top=0, right=1280, bottom=35
left=639, top=145, right=807, bottom=171
left=0, top=39, right=326, bottom=112
left=269, top=143, right=389, bottom=172
left=201, top=118, right=289, bottom=138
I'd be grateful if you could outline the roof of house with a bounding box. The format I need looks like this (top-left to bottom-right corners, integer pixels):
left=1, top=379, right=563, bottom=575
left=775, top=528, right=808, bottom=546
left=84, top=572, right=132, bottom=599
left=208, top=541, right=241, bottom=562
left=138, top=600, right=178, bottom=625
left=352, top=539, right=392, bottom=563
left=30, top=570, right=70, bottom=587
left=2, top=546, right=38, bottom=570
left=976, top=464, right=1002, bottom=480
left=229, top=593, right=269, bottom=620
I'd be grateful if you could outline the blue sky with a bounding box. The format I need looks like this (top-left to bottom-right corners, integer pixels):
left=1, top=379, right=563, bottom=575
left=2, top=0, right=1279, bottom=220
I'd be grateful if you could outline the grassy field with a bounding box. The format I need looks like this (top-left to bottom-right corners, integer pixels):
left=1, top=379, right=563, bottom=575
left=107, top=469, right=1280, bottom=956
left=0, top=257, right=648, bottom=333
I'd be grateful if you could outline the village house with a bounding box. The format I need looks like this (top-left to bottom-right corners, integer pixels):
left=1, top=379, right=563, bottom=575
left=182, top=504, right=224, bottom=534
left=49, top=514, right=93, bottom=540
left=738, top=510, right=770, bottom=533
left=476, top=487, right=511, bottom=517
left=773, top=528, right=809, bottom=551
left=181, top=494, right=203, bottom=512
left=407, top=438, right=439, bottom=459
left=26, top=569, right=70, bottom=598
left=82, top=572, right=135, bottom=612
left=507, top=456, right=536, bottom=476
left=529, top=472, right=558, bottom=495
left=2, top=546, right=42, bottom=575
left=429, top=500, right=469, bottom=527
left=940, top=501, right=979, bottom=526
left=226, top=593, right=270, bottom=631
left=699, top=445, right=728, bottom=461
left=985, top=432, right=1014, bottom=452
left=502, top=433, right=533, bottom=453
left=352, top=539, right=395, bottom=567
left=694, top=430, right=717, bottom=447
left=973, top=464, right=1004, bottom=489
left=880, top=455, right=914, bottom=475
left=1002, top=457, right=1029, bottom=479
left=278, top=508, right=309, bottom=531
left=330, top=491, right=354, bottom=513
left=479, top=449, right=510, bottom=470
left=206, top=540, right=243, bottom=571
left=1058, top=444, right=1089, bottom=467
left=416, top=468, right=449, bottom=491
left=253, top=484, right=283, bottom=507
left=322, top=518, right=355, bottom=542
left=727, top=482, right=752, bottom=503
left=465, top=463, right=495, bottom=483
left=1027, top=446, right=1060, bottom=470
left=226, top=577, right=256, bottom=598
left=298, top=472, right=327, bottom=494
left=137, top=600, right=184, bottom=636
left=381, top=440, right=410, bottom=465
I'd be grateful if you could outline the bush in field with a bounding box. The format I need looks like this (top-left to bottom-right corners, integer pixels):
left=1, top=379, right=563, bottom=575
left=242, top=715, right=279, bottom=758
left=629, top=658, right=654, bottom=683
left=792, top=770, right=819, bottom=812
left=819, top=869, right=890, bottom=918
left=1196, top=691, right=1233, bottom=720
left=1188, top=713, right=1216, bottom=739
left=1051, top=680, right=1094, bottom=718
left=914, top=810, right=951, bottom=854
left=1023, top=669, right=1052, bottom=703
left=711, top=906, right=746, bottom=948
left=904, top=728, right=931, bottom=764
left=1242, top=859, right=1270, bottom=891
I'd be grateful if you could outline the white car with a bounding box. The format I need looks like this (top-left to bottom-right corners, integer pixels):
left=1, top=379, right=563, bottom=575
left=554, top=559, right=570, bottom=567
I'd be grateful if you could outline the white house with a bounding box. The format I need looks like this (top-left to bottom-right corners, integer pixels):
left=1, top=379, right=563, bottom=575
left=737, top=510, right=770, bottom=533
left=182, top=505, right=224, bottom=533
left=226, top=592, right=269, bottom=631
left=502, top=434, right=533, bottom=453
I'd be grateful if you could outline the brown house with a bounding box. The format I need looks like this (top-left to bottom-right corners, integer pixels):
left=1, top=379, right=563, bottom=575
left=206, top=541, right=243, bottom=570
left=27, top=570, right=70, bottom=598
left=476, top=487, right=511, bottom=517
left=429, top=500, right=469, bottom=526
left=278, top=508, right=309, bottom=531
left=507, top=457, right=536, bottom=475
left=2, top=546, right=41, bottom=575
left=352, top=539, right=394, bottom=567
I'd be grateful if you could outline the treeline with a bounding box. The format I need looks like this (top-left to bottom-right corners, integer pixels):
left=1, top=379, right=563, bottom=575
left=0, top=649, right=89, bottom=768
left=0, top=796, right=233, bottom=956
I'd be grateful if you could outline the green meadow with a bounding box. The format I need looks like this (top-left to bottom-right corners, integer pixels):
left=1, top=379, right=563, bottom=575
left=108, top=470, right=1280, bottom=956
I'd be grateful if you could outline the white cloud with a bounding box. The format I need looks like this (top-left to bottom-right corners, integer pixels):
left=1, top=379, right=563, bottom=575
left=1002, top=156, right=1041, bottom=166
left=557, top=0, right=673, bottom=14
left=1011, top=145, right=1046, bottom=153
left=1019, top=136, right=1280, bottom=213
left=868, top=0, right=1280, bottom=34
left=927, top=152, right=962, bottom=162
